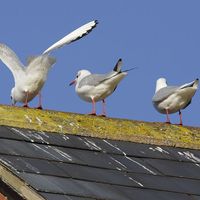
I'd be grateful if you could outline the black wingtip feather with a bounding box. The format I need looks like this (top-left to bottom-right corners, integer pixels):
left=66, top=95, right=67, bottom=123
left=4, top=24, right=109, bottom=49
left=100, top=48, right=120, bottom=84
left=113, top=58, right=122, bottom=72
left=70, top=20, right=98, bottom=43
left=95, top=20, right=99, bottom=25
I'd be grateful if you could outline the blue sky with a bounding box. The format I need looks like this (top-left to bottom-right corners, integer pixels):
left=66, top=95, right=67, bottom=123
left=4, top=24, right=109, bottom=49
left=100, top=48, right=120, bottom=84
left=0, top=0, right=199, bottom=127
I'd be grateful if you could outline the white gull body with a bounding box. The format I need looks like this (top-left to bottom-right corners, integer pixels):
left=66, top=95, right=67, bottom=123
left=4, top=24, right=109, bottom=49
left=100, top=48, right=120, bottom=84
left=152, top=77, right=199, bottom=124
left=0, top=20, right=98, bottom=108
left=70, top=59, right=129, bottom=116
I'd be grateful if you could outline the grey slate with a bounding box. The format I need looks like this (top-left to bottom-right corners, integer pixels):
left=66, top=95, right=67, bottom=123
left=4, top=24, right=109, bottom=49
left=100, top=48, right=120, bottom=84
left=145, top=158, right=200, bottom=179
left=40, top=193, right=97, bottom=200
left=1, top=125, right=200, bottom=200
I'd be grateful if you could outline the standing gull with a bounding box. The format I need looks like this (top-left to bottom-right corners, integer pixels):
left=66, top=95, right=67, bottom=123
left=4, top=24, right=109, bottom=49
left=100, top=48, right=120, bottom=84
left=0, top=20, right=98, bottom=108
left=152, top=77, right=199, bottom=125
left=70, top=58, right=133, bottom=116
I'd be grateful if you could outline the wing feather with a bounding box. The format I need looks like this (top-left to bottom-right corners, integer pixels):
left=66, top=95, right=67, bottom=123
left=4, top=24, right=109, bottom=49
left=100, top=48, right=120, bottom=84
left=42, top=20, right=98, bottom=55
left=78, top=74, right=108, bottom=88
left=0, top=43, right=24, bottom=82
left=152, top=86, right=179, bottom=102
left=78, top=71, right=124, bottom=88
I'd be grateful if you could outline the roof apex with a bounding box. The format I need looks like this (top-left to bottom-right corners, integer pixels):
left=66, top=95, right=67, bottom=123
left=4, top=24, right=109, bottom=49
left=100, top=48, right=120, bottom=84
left=0, top=104, right=200, bottom=149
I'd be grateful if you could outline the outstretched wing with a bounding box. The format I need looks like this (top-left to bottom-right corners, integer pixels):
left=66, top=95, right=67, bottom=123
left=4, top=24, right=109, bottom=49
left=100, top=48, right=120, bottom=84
left=0, top=43, right=24, bottom=82
left=26, top=55, right=56, bottom=77
left=42, top=20, right=98, bottom=55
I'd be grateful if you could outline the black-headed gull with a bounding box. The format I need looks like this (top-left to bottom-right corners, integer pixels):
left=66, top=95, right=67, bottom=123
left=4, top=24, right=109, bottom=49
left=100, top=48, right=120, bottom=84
left=70, top=58, right=134, bottom=116
left=0, top=20, right=98, bottom=108
left=152, top=77, right=199, bottom=125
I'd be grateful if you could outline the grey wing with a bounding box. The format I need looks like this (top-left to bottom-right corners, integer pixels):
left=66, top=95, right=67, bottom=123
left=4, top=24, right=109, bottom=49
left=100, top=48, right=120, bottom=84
left=43, top=20, right=98, bottom=55
left=152, top=86, right=179, bottom=102
left=78, top=73, right=114, bottom=88
left=0, top=43, right=24, bottom=82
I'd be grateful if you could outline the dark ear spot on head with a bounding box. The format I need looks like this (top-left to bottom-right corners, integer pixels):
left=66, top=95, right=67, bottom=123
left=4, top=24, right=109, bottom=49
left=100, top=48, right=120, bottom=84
left=77, top=71, right=81, bottom=78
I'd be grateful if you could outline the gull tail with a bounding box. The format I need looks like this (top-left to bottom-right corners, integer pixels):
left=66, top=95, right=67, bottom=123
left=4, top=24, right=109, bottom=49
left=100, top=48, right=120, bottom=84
left=42, top=20, right=98, bottom=55
left=180, top=78, right=199, bottom=90
left=193, top=78, right=199, bottom=89
left=113, top=58, right=123, bottom=72
left=113, top=58, right=137, bottom=73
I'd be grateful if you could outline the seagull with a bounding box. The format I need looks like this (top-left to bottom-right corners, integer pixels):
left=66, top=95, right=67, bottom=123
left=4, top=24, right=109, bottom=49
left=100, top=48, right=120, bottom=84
left=70, top=58, right=134, bottom=116
left=152, top=77, right=199, bottom=125
left=0, top=20, right=98, bottom=108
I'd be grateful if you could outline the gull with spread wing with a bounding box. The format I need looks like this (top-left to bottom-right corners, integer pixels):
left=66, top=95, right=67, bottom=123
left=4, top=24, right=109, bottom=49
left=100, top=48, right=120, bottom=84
left=0, top=20, right=98, bottom=108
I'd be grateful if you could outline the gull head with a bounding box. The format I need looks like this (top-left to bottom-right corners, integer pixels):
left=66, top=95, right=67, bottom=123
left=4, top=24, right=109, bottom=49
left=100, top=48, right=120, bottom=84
left=155, top=77, right=168, bottom=93
left=69, top=70, right=91, bottom=86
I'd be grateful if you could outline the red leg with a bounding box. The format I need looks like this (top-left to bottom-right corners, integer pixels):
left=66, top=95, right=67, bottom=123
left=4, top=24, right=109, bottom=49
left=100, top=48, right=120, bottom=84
left=89, top=98, right=96, bottom=115
left=11, top=100, right=15, bottom=107
left=179, top=110, right=183, bottom=126
left=100, top=99, right=106, bottom=117
left=36, top=92, right=43, bottom=109
left=165, top=109, right=171, bottom=124
left=23, top=92, right=29, bottom=108
left=11, top=102, right=16, bottom=107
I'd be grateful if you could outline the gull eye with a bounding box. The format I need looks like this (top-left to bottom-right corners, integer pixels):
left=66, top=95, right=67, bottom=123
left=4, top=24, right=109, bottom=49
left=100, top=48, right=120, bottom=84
left=10, top=96, right=13, bottom=100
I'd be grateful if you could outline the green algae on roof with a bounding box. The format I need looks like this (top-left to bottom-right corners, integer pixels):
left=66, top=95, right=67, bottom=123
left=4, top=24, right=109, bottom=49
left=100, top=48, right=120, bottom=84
left=0, top=104, right=200, bottom=149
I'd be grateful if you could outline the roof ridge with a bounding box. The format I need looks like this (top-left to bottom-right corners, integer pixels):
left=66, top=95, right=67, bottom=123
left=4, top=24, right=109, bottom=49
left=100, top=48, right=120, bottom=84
left=0, top=104, right=200, bottom=149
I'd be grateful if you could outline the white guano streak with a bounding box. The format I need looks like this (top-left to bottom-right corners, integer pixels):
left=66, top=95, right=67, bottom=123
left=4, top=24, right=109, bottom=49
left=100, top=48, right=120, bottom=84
left=81, top=138, right=102, bottom=151
left=128, top=176, right=144, bottom=187
left=149, top=146, right=169, bottom=154
left=24, top=115, right=32, bottom=123
left=11, top=128, right=34, bottom=142
left=36, top=117, right=43, bottom=126
left=110, top=156, right=127, bottom=169
left=32, top=144, right=62, bottom=161
left=178, top=151, right=200, bottom=163
left=103, top=140, right=157, bottom=175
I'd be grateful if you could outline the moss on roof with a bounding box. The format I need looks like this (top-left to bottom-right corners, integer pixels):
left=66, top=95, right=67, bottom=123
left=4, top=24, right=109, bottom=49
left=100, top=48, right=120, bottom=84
left=0, top=104, right=200, bottom=149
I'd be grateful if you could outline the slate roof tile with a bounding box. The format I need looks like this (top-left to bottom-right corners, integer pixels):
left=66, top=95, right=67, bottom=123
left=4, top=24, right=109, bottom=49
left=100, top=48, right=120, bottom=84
left=145, top=158, right=200, bottom=179
left=40, top=193, right=97, bottom=200
left=1, top=126, right=200, bottom=200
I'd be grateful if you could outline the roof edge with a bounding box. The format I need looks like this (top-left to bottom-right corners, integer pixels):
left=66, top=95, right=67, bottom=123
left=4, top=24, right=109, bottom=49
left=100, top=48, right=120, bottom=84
left=0, top=104, right=200, bottom=149
left=0, top=164, right=45, bottom=200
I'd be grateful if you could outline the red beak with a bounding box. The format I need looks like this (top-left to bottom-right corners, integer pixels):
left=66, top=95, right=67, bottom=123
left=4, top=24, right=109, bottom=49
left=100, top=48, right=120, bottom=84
left=69, top=80, right=76, bottom=86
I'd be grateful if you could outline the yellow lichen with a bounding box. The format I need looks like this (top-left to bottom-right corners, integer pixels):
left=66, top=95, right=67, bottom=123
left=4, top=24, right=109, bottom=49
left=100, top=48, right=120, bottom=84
left=0, top=104, right=200, bottom=149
